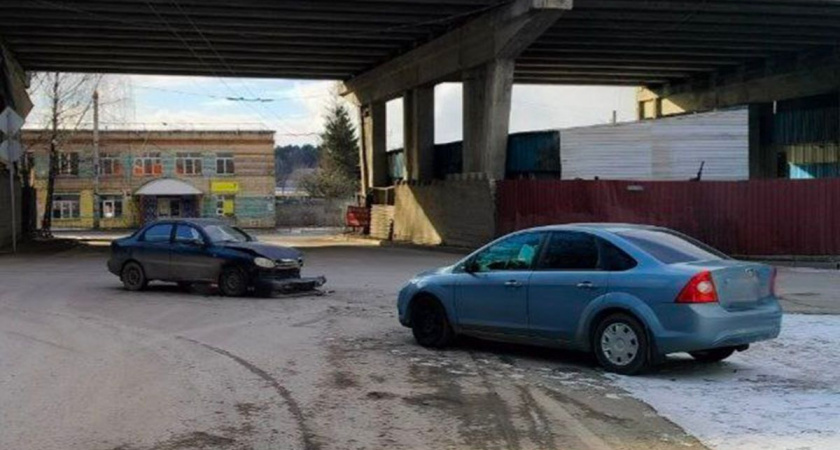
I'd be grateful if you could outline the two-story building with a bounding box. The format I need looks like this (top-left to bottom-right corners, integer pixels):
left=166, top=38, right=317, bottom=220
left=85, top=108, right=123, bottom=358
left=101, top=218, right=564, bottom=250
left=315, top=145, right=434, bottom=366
left=24, top=129, right=276, bottom=229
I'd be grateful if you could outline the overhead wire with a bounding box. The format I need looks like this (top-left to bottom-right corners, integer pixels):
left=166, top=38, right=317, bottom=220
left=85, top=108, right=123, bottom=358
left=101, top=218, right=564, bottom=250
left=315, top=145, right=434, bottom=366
left=170, top=0, right=316, bottom=137
left=142, top=1, right=301, bottom=136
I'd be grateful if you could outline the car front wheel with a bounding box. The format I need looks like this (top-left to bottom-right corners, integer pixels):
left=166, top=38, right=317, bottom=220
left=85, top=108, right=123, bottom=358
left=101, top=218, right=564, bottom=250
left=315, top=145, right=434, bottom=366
left=690, top=347, right=736, bottom=363
left=410, top=296, right=454, bottom=348
left=594, top=313, right=650, bottom=375
left=121, top=261, right=148, bottom=291
left=219, top=266, right=249, bottom=297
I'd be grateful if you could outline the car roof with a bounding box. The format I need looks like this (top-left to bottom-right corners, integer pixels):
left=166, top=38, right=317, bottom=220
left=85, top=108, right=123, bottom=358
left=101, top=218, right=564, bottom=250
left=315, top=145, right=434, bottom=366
left=145, top=218, right=228, bottom=227
left=522, top=223, right=663, bottom=233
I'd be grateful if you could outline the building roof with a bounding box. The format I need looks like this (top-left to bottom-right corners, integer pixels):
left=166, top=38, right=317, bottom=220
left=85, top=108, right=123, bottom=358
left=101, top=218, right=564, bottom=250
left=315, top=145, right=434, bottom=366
left=135, top=178, right=202, bottom=196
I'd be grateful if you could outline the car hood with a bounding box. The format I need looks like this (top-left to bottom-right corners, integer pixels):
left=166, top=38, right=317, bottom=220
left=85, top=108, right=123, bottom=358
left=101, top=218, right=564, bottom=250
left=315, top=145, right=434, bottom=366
left=415, top=265, right=453, bottom=279
left=221, top=242, right=302, bottom=261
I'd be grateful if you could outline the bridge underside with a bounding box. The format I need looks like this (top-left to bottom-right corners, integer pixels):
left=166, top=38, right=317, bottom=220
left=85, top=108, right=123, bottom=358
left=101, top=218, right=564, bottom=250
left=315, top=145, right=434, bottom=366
left=1, top=1, right=838, bottom=181
left=1, top=1, right=837, bottom=87
left=1, top=1, right=838, bottom=248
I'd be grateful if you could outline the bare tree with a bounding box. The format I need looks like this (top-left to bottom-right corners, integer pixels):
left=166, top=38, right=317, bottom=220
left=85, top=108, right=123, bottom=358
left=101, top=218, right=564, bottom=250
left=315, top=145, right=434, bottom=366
left=27, top=72, right=104, bottom=235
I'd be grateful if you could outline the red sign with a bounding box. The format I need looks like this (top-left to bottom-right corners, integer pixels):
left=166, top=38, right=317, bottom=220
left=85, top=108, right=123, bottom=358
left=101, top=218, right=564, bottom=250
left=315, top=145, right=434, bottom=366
left=346, top=206, right=370, bottom=228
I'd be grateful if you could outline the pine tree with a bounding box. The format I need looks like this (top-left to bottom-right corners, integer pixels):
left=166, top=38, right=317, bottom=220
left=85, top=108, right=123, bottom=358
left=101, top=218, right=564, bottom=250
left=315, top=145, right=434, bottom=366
left=301, top=104, right=359, bottom=198
left=319, top=104, right=359, bottom=179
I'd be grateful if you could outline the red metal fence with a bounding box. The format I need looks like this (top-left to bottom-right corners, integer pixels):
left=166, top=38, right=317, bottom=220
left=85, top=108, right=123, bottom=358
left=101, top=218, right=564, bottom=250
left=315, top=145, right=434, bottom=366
left=497, top=179, right=840, bottom=256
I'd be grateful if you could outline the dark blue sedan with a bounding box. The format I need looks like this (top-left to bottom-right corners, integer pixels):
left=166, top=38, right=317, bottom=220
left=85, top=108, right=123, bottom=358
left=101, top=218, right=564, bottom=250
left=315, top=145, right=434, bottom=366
left=108, top=218, right=325, bottom=296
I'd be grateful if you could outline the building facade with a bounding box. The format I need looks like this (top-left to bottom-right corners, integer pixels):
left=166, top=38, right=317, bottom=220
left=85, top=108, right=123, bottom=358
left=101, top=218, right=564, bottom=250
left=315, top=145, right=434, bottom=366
left=24, top=130, right=276, bottom=229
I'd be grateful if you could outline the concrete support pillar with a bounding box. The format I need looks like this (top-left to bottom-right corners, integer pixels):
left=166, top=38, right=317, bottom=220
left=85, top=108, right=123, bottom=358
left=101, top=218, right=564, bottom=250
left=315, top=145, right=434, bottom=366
left=362, top=102, right=388, bottom=188
left=462, top=59, right=515, bottom=180
left=403, top=86, right=435, bottom=181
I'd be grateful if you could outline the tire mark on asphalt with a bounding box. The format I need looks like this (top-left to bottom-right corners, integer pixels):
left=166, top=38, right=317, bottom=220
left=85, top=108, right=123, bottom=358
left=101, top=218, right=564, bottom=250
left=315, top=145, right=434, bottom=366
left=466, top=352, right=522, bottom=450
left=177, top=336, right=319, bottom=450
left=2, top=330, right=80, bottom=353
left=516, top=385, right=558, bottom=450
left=530, top=386, right=614, bottom=450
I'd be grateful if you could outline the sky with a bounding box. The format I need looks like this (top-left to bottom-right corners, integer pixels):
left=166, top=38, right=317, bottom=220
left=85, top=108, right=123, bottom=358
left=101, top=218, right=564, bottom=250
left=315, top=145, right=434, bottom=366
left=26, top=74, right=637, bottom=148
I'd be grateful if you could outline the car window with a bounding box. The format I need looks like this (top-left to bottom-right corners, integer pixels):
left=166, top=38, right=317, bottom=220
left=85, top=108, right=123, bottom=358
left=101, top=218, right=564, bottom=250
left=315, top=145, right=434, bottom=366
left=599, top=238, right=637, bottom=271
left=143, top=224, right=173, bottom=243
left=616, top=229, right=728, bottom=264
left=538, top=231, right=599, bottom=270
left=473, top=233, right=544, bottom=272
left=202, top=224, right=251, bottom=243
left=174, top=225, right=204, bottom=243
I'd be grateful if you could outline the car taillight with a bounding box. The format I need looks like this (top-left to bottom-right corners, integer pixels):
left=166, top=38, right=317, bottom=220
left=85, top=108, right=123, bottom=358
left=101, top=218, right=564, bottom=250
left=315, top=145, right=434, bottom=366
left=676, top=271, right=718, bottom=303
left=770, top=267, right=778, bottom=297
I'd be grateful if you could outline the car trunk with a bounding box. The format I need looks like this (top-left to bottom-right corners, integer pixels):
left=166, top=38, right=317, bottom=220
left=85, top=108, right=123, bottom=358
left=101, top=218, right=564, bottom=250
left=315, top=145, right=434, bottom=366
left=681, top=260, right=773, bottom=311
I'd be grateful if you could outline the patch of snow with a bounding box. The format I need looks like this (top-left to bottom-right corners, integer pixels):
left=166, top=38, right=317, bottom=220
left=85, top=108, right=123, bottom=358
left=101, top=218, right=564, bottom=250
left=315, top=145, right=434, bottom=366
left=611, top=314, right=840, bottom=450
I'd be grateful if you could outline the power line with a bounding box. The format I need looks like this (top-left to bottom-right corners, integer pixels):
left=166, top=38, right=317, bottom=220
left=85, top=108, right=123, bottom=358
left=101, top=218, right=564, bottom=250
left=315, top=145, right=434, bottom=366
left=170, top=0, right=319, bottom=137
left=142, top=1, right=293, bottom=135
left=131, top=81, right=334, bottom=102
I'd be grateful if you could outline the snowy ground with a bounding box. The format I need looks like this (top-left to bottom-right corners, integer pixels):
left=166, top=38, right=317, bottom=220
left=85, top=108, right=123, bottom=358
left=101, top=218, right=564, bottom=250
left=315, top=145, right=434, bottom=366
left=612, top=314, right=840, bottom=450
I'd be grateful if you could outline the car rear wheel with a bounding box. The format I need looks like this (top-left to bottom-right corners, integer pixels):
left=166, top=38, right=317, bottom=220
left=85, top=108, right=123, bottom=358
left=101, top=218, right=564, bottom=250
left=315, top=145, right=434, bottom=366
left=411, top=296, right=454, bottom=348
left=594, top=313, right=649, bottom=375
left=219, top=267, right=249, bottom=297
left=121, top=262, right=147, bottom=292
left=690, top=347, right=736, bottom=363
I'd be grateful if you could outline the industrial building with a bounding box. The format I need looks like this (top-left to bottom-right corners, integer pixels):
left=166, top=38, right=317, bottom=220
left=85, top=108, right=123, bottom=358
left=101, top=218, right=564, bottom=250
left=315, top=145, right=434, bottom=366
left=23, top=130, right=276, bottom=229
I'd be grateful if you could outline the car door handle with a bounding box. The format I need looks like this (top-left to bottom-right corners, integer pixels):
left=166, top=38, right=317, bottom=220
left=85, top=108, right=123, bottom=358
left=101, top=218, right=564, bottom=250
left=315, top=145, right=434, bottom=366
left=504, top=280, right=523, bottom=288
left=576, top=281, right=597, bottom=290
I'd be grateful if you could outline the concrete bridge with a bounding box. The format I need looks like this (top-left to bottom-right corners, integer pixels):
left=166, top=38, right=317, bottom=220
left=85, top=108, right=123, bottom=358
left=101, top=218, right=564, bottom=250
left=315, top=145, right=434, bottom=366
left=1, top=0, right=838, bottom=245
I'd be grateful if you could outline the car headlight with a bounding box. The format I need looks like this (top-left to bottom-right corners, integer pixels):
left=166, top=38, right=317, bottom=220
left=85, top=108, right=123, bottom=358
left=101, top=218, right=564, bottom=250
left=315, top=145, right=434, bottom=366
left=254, top=257, right=276, bottom=268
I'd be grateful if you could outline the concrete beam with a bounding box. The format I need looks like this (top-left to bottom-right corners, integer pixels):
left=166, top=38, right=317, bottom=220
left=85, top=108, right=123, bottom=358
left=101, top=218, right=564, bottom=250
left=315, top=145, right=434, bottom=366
left=639, top=50, right=840, bottom=117
left=0, top=41, right=32, bottom=117
left=403, top=86, right=435, bottom=182
left=362, top=102, right=388, bottom=189
left=343, top=0, right=572, bottom=104
left=463, top=59, right=515, bottom=180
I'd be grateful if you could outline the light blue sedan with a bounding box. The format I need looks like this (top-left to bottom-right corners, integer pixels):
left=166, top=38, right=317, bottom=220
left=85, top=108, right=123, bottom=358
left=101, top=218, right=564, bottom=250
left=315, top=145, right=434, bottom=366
left=397, top=224, right=782, bottom=375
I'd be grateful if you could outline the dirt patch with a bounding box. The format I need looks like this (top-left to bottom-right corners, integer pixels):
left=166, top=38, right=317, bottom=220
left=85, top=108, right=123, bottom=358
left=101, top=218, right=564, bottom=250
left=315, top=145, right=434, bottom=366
left=234, top=402, right=267, bottom=418
left=331, top=371, right=359, bottom=389
left=365, top=391, right=398, bottom=400
left=110, top=431, right=237, bottom=450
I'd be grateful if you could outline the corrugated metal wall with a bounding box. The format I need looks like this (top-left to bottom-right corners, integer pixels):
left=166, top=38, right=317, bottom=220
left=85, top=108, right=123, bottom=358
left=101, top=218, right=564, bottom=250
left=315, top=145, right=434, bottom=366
left=507, top=131, right=561, bottom=175
left=561, top=107, right=750, bottom=181
left=774, top=92, right=840, bottom=179
left=497, top=179, right=840, bottom=256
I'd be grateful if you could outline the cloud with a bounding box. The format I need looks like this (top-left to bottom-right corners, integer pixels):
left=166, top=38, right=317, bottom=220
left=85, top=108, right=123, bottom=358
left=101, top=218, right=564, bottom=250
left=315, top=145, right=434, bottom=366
left=24, top=73, right=638, bottom=147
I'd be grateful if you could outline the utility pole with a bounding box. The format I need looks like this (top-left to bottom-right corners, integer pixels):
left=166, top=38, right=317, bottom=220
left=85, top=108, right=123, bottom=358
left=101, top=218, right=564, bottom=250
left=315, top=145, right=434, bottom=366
left=92, top=90, right=100, bottom=230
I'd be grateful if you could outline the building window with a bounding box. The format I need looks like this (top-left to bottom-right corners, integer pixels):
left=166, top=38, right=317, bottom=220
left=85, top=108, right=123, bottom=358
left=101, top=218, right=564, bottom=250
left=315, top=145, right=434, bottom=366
left=52, top=194, right=80, bottom=219
left=216, top=153, right=235, bottom=175
left=100, top=195, right=123, bottom=219
left=215, top=195, right=235, bottom=217
left=133, top=152, right=162, bottom=176
left=58, top=152, right=79, bottom=176
left=99, top=153, right=123, bottom=176
left=176, top=152, right=203, bottom=175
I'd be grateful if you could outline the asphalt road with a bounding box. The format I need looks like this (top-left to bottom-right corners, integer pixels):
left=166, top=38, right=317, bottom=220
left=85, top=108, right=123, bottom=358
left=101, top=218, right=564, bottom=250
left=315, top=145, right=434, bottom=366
left=0, top=236, right=836, bottom=450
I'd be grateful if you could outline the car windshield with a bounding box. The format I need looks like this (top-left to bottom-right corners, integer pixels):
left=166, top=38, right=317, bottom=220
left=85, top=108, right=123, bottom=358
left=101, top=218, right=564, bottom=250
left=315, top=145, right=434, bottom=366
left=202, top=224, right=251, bottom=243
left=616, top=229, right=729, bottom=264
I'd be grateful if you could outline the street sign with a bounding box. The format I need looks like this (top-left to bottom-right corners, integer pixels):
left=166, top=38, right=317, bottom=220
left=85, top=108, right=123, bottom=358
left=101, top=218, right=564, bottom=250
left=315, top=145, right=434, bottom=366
left=0, top=107, right=24, bottom=163
left=0, top=107, right=24, bottom=135
left=0, top=107, right=23, bottom=254
left=0, top=139, right=22, bottom=163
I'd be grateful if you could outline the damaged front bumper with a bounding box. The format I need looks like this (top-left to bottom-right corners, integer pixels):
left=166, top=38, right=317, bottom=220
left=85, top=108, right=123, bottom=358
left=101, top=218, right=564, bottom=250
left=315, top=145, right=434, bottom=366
left=256, top=275, right=327, bottom=293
